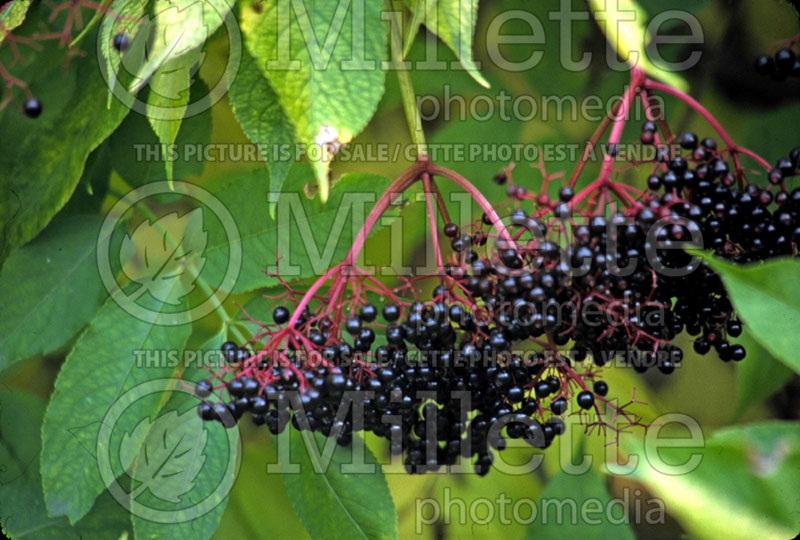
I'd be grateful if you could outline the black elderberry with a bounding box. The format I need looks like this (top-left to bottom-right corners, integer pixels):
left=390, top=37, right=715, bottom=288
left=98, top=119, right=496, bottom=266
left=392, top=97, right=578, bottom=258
left=195, top=380, right=213, bottom=398
left=755, top=54, right=775, bottom=76
left=273, top=306, right=290, bottom=324
left=777, top=157, right=795, bottom=176
left=678, top=132, right=698, bottom=150
left=545, top=375, right=560, bottom=394
left=593, top=380, right=608, bottom=397
left=235, top=347, right=250, bottom=364
left=534, top=381, right=551, bottom=398
left=551, top=397, right=568, bottom=415
left=547, top=417, right=565, bottom=436
left=726, top=320, right=743, bottom=337
left=493, top=171, right=508, bottom=185
left=507, top=386, right=525, bottom=403
left=197, top=401, right=215, bottom=420
left=360, top=303, right=378, bottom=322
left=345, top=316, right=362, bottom=334
left=701, top=137, right=717, bottom=150
left=221, top=341, right=238, bottom=363
left=774, top=48, right=796, bottom=75
left=227, top=378, right=245, bottom=397
left=243, top=377, right=260, bottom=396
left=213, top=403, right=235, bottom=428
left=382, top=304, right=400, bottom=322
left=326, top=372, right=347, bottom=392
left=576, top=390, right=594, bottom=410
left=443, top=223, right=459, bottom=237
left=23, top=98, right=42, bottom=118
left=554, top=202, right=571, bottom=219
left=112, top=32, right=130, bottom=52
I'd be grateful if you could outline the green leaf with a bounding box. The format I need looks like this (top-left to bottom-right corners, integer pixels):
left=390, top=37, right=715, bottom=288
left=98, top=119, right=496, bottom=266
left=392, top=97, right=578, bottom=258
left=108, top=78, right=211, bottom=187
left=637, top=0, right=712, bottom=15
left=586, top=0, right=688, bottom=91
left=98, top=0, right=149, bottom=106
left=41, top=297, right=192, bottom=523
left=129, top=0, right=235, bottom=94
left=0, top=388, right=133, bottom=539
left=146, top=48, right=204, bottom=185
left=240, top=0, right=388, bottom=201
left=0, top=215, right=106, bottom=374
left=68, top=143, right=114, bottom=214
left=130, top=336, right=239, bottom=540
left=203, top=166, right=398, bottom=294
left=401, top=0, right=431, bottom=59
left=280, top=429, right=398, bottom=540
left=523, top=468, right=635, bottom=540
left=421, top=0, right=489, bottom=88
left=734, top=329, right=794, bottom=419
left=692, top=253, right=800, bottom=375
left=0, top=0, right=32, bottom=45
left=228, top=48, right=296, bottom=218
left=0, top=8, right=131, bottom=264
left=624, top=422, right=800, bottom=540
left=212, top=436, right=310, bottom=540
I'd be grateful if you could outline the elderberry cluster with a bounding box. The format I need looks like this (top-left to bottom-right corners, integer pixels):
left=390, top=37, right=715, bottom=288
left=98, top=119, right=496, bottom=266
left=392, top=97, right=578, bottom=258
left=195, top=130, right=798, bottom=475
left=755, top=47, right=800, bottom=81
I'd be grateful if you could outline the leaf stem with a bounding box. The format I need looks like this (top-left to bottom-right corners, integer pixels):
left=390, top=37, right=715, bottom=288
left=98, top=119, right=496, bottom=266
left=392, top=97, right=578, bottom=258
left=389, top=0, right=428, bottom=162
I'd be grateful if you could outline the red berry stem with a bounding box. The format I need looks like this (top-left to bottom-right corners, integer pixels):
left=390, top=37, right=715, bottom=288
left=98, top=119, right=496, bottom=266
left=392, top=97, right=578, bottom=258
left=422, top=171, right=445, bottom=273
left=643, top=78, right=772, bottom=173
left=599, top=68, right=647, bottom=183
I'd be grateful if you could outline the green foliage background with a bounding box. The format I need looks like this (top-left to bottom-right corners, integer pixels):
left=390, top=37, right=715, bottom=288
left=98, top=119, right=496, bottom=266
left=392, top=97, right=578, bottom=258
left=1, top=1, right=799, bottom=539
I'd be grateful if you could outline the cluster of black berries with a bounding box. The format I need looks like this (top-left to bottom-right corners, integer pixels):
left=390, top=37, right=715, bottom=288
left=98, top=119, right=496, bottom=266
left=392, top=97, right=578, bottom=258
left=639, top=131, right=799, bottom=358
left=643, top=132, right=800, bottom=262
left=196, top=133, right=797, bottom=475
left=755, top=47, right=800, bottom=80
left=197, top=299, right=604, bottom=476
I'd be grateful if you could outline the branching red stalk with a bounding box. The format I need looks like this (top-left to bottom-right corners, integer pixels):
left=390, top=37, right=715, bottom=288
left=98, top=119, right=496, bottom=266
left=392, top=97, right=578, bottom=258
left=643, top=78, right=772, bottom=172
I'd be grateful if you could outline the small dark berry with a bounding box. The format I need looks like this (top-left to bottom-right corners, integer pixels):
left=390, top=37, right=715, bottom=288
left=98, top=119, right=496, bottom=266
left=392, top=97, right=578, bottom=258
left=273, top=306, right=290, bottom=324
left=493, top=171, right=508, bottom=185
left=576, top=390, right=594, bottom=410
left=593, top=380, right=609, bottom=397
left=23, top=98, right=42, bottom=118
left=382, top=304, right=400, bottom=322
left=195, top=380, right=213, bottom=398
left=112, top=32, right=130, bottom=52
left=359, top=303, right=377, bottom=322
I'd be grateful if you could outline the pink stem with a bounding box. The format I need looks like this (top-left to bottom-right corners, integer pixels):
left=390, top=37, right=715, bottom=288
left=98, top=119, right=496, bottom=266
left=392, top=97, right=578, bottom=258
left=643, top=79, right=772, bottom=172
left=343, top=164, right=425, bottom=267
left=599, top=69, right=647, bottom=182
left=427, top=164, right=516, bottom=247
left=282, top=164, right=426, bottom=332
left=422, top=172, right=445, bottom=272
